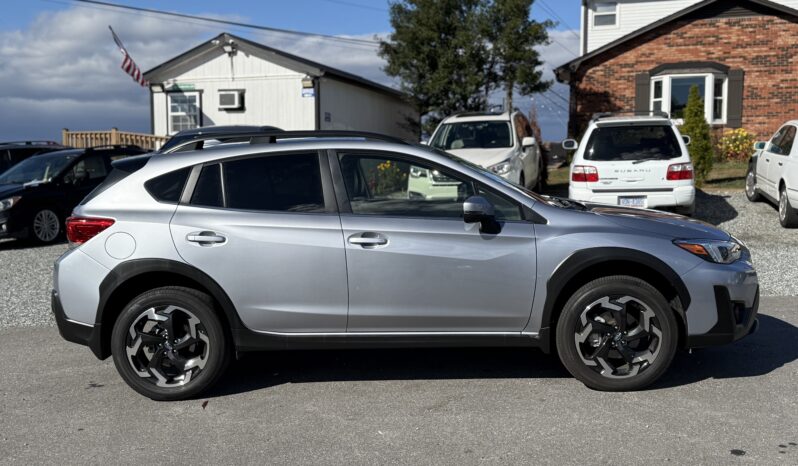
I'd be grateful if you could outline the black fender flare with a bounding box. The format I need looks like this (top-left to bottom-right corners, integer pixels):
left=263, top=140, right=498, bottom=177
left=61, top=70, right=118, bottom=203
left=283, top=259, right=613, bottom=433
left=537, top=247, right=691, bottom=351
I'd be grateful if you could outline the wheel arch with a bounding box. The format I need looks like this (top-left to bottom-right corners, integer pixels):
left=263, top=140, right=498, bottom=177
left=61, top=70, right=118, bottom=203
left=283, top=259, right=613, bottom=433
left=537, top=248, right=690, bottom=353
left=95, top=259, right=244, bottom=359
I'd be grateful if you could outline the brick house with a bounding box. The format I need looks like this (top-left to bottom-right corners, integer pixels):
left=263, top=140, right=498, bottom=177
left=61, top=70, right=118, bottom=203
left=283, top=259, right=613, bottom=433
left=555, top=0, right=798, bottom=139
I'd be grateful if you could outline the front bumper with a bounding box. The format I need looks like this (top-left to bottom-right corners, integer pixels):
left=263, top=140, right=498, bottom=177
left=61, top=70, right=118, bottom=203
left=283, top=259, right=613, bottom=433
left=686, top=285, right=759, bottom=348
left=52, top=289, right=106, bottom=359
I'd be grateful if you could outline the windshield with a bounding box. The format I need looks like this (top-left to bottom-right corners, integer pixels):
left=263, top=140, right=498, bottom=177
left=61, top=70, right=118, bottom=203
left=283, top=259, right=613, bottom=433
left=430, top=121, right=513, bottom=150
left=584, top=124, right=682, bottom=162
left=0, top=152, right=76, bottom=184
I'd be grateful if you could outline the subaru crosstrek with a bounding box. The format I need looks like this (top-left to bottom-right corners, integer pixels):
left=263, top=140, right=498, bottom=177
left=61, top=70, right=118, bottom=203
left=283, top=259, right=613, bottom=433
left=52, top=131, right=758, bottom=400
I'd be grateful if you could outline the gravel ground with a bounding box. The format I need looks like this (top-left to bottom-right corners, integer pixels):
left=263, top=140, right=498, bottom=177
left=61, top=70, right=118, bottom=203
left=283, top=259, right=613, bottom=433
left=0, top=190, right=794, bottom=329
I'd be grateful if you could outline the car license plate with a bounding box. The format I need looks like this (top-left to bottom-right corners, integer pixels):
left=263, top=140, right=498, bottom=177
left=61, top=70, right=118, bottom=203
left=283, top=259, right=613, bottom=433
left=618, top=196, right=646, bottom=208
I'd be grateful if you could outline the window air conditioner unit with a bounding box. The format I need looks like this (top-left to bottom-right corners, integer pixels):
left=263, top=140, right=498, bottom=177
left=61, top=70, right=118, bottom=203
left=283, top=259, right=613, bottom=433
left=218, top=90, right=244, bottom=110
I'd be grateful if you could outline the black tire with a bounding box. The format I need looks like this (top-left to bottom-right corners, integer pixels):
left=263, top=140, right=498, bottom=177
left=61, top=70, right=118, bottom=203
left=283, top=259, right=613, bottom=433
left=111, top=286, right=230, bottom=401
left=30, top=208, right=62, bottom=244
left=745, top=168, right=762, bottom=202
left=779, top=186, right=798, bottom=228
left=555, top=276, right=679, bottom=391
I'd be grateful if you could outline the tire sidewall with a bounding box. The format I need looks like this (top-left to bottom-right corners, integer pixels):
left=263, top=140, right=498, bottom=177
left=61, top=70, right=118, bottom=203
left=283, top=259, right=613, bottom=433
left=555, top=277, right=678, bottom=391
left=745, top=169, right=759, bottom=202
left=111, top=288, right=228, bottom=401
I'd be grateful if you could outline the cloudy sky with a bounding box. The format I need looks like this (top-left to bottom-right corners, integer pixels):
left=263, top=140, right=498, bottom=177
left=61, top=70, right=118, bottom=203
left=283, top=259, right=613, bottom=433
left=0, top=1, right=579, bottom=142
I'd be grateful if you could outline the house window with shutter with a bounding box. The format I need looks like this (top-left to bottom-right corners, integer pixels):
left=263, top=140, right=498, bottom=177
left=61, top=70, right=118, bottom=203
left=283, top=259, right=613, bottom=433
left=649, top=74, right=727, bottom=124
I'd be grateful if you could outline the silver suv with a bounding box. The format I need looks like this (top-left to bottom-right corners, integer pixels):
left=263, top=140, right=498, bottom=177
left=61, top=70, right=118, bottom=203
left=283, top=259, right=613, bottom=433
left=52, top=131, right=759, bottom=400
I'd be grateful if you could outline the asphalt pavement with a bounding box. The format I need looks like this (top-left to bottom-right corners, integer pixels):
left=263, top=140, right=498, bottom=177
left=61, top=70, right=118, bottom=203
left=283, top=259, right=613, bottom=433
left=1, top=297, right=796, bottom=465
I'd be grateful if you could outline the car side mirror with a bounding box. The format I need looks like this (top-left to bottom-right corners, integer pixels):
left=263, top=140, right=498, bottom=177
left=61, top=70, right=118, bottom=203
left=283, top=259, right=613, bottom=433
left=754, top=141, right=767, bottom=151
left=562, top=139, right=578, bottom=151
left=522, top=136, right=536, bottom=148
left=682, top=135, right=691, bottom=146
left=463, top=195, right=500, bottom=233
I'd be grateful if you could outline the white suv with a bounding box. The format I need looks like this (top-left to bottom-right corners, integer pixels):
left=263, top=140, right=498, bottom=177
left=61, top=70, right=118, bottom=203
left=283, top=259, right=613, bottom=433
left=428, top=111, right=544, bottom=191
left=564, top=114, right=695, bottom=216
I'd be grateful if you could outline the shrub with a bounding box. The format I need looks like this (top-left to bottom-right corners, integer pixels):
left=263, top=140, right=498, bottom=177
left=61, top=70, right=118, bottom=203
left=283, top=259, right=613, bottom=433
left=717, top=128, right=756, bottom=161
left=679, top=85, right=714, bottom=186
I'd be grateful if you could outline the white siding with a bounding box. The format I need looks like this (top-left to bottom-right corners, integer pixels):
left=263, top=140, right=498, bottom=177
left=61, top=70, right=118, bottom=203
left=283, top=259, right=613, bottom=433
left=585, top=0, right=798, bottom=53
left=318, top=77, right=418, bottom=141
left=152, top=52, right=315, bottom=136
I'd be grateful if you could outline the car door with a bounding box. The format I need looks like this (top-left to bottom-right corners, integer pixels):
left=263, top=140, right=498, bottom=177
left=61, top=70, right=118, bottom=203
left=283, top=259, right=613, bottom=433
left=768, top=125, right=796, bottom=197
left=332, top=150, right=537, bottom=333
left=169, top=151, right=349, bottom=333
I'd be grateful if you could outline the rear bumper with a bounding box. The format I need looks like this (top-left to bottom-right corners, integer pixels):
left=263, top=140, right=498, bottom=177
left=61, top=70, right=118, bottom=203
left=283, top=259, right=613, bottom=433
left=569, top=185, right=694, bottom=209
left=52, top=289, right=106, bottom=359
left=686, top=286, right=759, bottom=348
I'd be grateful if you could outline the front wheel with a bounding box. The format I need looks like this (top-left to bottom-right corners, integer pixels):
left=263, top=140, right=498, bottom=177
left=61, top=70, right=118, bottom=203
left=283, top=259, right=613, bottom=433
left=555, top=276, right=678, bottom=391
left=745, top=169, right=761, bottom=202
left=111, top=287, right=230, bottom=401
left=779, top=187, right=798, bottom=228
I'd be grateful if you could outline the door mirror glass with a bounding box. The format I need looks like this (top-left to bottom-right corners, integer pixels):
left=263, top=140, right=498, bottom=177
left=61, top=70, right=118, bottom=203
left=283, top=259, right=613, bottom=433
left=522, top=136, right=536, bottom=148
left=463, top=195, right=500, bottom=233
left=682, top=135, right=691, bottom=146
left=562, top=139, right=579, bottom=151
left=754, top=141, right=767, bottom=151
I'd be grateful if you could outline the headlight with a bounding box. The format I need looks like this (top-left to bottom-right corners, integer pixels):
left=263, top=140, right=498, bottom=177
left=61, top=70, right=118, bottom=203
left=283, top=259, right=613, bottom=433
left=674, top=239, right=749, bottom=264
left=0, top=196, right=21, bottom=211
left=488, top=160, right=512, bottom=175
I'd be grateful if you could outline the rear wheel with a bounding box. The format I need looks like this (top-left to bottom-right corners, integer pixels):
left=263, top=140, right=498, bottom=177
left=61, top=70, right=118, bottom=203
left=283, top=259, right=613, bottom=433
left=111, top=287, right=230, bottom=400
left=31, top=209, right=61, bottom=243
left=745, top=168, right=761, bottom=202
left=555, top=276, right=678, bottom=391
left=779, top=186, right=798, bottom=228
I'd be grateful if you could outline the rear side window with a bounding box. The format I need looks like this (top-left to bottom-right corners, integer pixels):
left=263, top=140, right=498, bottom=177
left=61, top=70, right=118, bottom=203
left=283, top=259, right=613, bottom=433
left=584, top=125, right=682, bottom=162
left=189, top=153, right=325, bottom=213
left=145, top=168, right=190, bottom=204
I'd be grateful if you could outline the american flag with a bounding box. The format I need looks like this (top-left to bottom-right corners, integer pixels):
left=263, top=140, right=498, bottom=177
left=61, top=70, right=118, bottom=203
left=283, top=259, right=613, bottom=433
left=109, top=26, right=148, bottom=87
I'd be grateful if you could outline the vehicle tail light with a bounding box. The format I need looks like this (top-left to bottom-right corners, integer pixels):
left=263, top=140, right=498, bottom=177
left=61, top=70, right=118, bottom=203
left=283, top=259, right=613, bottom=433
left=667, top=163, right=694, bottom=181
left=572, top=165, right=599, bottom=182
left=66, top=217, right=115, bottom=245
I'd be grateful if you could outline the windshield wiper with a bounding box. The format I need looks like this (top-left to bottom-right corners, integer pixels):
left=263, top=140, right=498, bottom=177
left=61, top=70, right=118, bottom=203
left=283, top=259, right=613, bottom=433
left=632, top=158, right=664, bottom=165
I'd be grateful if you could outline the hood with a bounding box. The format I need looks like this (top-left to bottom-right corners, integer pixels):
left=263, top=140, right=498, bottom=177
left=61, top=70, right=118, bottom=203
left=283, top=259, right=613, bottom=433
left=446, top=147, right=514, bottom=168
left=0, top=183, right=24, bottom=200
left=586, top=204, right=731, bottom=241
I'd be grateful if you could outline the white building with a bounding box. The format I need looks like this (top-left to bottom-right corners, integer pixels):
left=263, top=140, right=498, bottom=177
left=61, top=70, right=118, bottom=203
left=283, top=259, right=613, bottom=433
left=579, top=0, right=798, bottom=54
left=143, top=33, right=418, bottom=140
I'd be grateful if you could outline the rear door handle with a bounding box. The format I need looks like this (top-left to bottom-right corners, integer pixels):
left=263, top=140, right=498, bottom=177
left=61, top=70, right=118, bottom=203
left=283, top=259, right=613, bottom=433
left=348, top=232, right=388, bottom=248
left=187, top=231, right=227, bottom=245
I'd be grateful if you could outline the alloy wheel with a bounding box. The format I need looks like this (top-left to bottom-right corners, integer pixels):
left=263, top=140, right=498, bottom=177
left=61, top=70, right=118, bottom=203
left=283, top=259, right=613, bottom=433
left=746, top=172, right=756, bottom=198
left=33, top=209, right=60, bottom=242
left=574, top=296, right=662, bottom=379
left=125, top=305, right=210, bottom=388
left=780, top=191, right=787, bottom=221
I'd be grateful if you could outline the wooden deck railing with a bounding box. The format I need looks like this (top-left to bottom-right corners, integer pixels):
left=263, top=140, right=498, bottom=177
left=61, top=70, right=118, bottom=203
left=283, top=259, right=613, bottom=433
left=62, top=128, right=169, bottom=151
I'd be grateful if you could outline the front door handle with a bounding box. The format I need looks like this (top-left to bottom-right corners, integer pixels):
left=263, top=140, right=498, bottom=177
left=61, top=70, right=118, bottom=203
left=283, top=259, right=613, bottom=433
left=348, top=232, right=388, bottom=248
left=779, top=161, right=784, bottom=166
left=187, top=231, right=227, bottom=246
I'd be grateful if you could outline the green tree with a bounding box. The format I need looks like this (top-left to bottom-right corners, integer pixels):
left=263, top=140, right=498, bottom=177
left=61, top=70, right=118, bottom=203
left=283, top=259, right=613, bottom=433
left=483, top=0, right=552, bottom=110
left=680, top=85, right=714, bottom=186
left=379, top=0, right=491, bottom=135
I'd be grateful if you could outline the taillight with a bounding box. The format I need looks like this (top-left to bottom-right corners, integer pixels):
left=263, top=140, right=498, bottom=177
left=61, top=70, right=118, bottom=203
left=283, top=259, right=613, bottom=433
left=667, top=163, right=694, bottom=181
left=572, top=165, right=599, bottom=182
left=65, top=217, right=115, bottom=245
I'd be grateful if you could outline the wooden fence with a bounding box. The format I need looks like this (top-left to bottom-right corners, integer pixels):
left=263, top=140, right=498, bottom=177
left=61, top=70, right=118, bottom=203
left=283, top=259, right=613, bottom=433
left=62, top=128, right=169, bottom=151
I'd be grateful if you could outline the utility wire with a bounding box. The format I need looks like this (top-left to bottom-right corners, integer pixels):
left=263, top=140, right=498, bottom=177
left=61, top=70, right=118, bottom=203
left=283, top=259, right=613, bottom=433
left=316, top=0, right=388, bottom=12
left=537, top=0, right=581, bottom=41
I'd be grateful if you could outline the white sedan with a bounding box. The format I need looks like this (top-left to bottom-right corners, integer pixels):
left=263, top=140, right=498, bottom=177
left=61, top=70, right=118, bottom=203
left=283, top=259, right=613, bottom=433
left=746, top=121, right=798, bottom=228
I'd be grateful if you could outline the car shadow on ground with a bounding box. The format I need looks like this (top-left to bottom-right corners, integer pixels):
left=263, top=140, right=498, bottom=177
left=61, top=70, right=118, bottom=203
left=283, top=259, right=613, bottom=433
left=207, top=315, right=797, bottom=398
left=694, top=190, right=739, bottom=225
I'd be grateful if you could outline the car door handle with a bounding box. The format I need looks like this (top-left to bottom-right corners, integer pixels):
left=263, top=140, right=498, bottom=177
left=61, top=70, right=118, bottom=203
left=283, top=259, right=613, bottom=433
left=779, top=161, right=784, bottom=166
left=186, top=231, right=226, bottom=245
left=348, top=232, right=388, bottom=247
left=765, top=158, right=770, bottom=162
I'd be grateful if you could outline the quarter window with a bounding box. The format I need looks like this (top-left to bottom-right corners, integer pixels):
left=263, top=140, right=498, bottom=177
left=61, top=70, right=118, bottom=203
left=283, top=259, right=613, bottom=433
left=338, top=153, right=475, bottom=218
left=168, top=92, right=201, bottom=134
left=593, top=2, right=618, bottom=27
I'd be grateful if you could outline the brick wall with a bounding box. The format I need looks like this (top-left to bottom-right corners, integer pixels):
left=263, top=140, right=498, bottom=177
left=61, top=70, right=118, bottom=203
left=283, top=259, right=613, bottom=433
left=569, top=14, right=798, bottom=140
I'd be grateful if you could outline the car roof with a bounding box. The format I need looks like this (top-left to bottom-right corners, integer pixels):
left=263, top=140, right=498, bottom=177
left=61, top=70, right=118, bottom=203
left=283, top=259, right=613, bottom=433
left=593, top=116, right=673, bottom=126
left=171, top=125, right=282, bottom=136
left=443, top=111, right=515, bottom=123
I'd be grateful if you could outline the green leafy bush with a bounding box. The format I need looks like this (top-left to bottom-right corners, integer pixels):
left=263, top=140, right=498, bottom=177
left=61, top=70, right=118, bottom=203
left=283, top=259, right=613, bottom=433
left=679, top=86, right=714, bottom=186
left=717, top=128, right=756, bottom=161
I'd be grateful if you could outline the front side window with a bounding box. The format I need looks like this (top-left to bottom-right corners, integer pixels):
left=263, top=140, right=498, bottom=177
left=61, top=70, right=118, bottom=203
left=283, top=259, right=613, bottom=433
left=650, top=74, right=727, bottom=123
left=339, top=153, right=475, bottom=218
left=593, top=2, right=618, bottom=27
left=584, top=125, right=682, bottom=162
left=189, top=153, right=325, bottom=213
left=768, top=125, right=797, bottom=156
left=430, top=121, right=513, bottom=151
left=168, top=92, right=201, bottom=134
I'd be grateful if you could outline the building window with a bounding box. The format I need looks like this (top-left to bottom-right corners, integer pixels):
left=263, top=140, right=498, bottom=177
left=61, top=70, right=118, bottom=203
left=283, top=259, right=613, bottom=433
left=593, top=2, right=618, bottom=27
left=650, top=74, right=727, bottom=124
left=168, top=92, right=200, bottom=134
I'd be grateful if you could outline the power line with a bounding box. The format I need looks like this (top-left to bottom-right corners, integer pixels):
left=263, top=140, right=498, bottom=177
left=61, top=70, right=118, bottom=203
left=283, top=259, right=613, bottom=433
left=68, top=0, right=381, bottom=48
left=316, top=0, right=388, bottom=12
left=537, top=0, right=581, bottom=41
